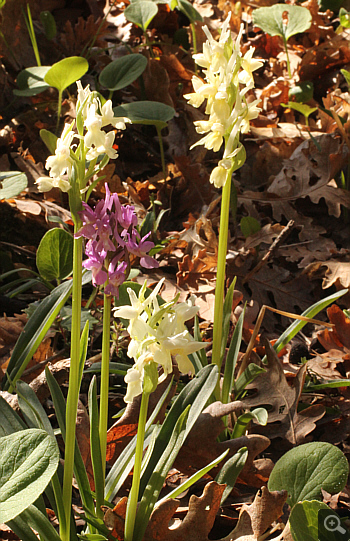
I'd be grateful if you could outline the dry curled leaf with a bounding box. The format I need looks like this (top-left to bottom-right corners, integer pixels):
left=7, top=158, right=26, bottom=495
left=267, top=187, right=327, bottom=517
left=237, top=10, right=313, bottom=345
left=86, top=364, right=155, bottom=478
left=144, top=481, right=225, bottom=541
left=241, top=340, right=325, bottom=444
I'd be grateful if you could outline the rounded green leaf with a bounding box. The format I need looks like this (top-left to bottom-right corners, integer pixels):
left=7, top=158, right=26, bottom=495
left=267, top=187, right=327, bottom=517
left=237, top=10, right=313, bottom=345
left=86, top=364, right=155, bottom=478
left=252, top=5, right=312, bottom=42
left=290, top=500, right=343, bottom=541
left=124, top=1, right=158, bottom=31
left=0, top=429, right=59, bottom=523
left=44, top=56, right=89, bottom=92
left=14, top=66, right=51, bottom=97
left=40, top=10, right=57, bottom=40
left=0, top=172, right=27, bottom=200
left=99, top=54, right=147, bottom=91
left=36, top=228, right=73, bottom=282
left=176, top=0, right=203, bottom=22
left=113, top=101, right=175, bottom=129
left=268, top=442, right=349, bottom=507
left=240, top=216, right=261, bottom=238
left=289, top=81, right=314, bottom=103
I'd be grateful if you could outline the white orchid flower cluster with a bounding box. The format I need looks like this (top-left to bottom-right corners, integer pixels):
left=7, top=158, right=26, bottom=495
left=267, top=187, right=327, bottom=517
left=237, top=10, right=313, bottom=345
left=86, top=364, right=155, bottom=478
left=114, top=279, right=207, bottom=403
left=36, top=81, right=130, bottom=193
left=184, top=14, right=263, bottom=188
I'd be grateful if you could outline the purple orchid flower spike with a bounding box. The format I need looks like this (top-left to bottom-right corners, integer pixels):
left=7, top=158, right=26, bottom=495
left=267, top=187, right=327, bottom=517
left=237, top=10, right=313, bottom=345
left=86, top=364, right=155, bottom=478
left=104, top=256, right=128, bottom=297
left=126, top=230, right=159, bottom=269
left=83, top=240, right=108, bottom=285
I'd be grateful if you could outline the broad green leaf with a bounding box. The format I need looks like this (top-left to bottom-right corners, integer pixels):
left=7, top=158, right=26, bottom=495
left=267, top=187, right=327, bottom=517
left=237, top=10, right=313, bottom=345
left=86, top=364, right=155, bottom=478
left=289, top=500, right=344, bottom=541
left=36, top=228, right=73, bottom=281
left=281, top=101, right=317, bottom=120
left=340, top=8, right=350, bottom=28
left=215, top=447, right=248, bottom=504
left=289, top=81, right=314, bottom=103
left=17, top=380, right=54, bottom=436
left=40, top=128, right=58, bottom=154
left=124, top=0, right=158, bottom=30
left=113, top=101, right=175, bottom=129
left=268, top=442, right=349, bottom=507
left=0, top=429, right=59, bottom=523
left=341, top=68, right=350, bottom=89
left=40, top=11, right=57, bottom=40
left=14, top=66, right=50, bottom=97
left=44, top=56, right=89, bottom=92
left=174, top=0, right=203, bottom=22
left=240, top=216, right=261, bottom=238
left=0, top=171, right=27, bottom=199
left=99, top=54, right=147, bottom=91
left=252, top=5, right=312, bottom=42
left=232, top=408, right=268, bottom=439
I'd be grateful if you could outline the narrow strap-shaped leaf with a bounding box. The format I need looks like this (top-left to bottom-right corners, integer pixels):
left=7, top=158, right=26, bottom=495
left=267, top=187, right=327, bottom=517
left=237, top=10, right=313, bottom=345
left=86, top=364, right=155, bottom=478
left=0, top=394, right=27, bottom=435
left=133, top=406, right=190, bottom=540
left=88, top=376, right=104, bottom=516
left=139, top=364, right=218, bottom=496
left=221, top=277, right=237, bottom=360
left=221, top=306, right=245, bottom=404
left=105, top=379, right=174, bottom=501
left=215, top=447, right=248, bottom=504
left=15, top=504, right=62, bottom=541
left=17, top=380, right=55, bottom=435
left=234, top=363, right=266, bottom=399
left=231, top=407, right=268, bottom=439
left=45, top=366, right=95, bottom=515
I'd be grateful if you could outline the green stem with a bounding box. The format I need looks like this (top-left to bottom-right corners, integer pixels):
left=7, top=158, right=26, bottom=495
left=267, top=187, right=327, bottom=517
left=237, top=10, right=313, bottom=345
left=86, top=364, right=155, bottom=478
left=156, top=125, right=167, bottom=181
left=124, top=391, right=150, bottom=541
left=283, top=38, right=291, bottom=79
left=61, top=233, right=83, bottom=541
left=97, top=293, right=112, bottom=518
left=144, top=32, right=155, bottom=59
left=190, top=22, right=198, bottom=75
left=211, top=168, right=233, bottom=397
left=56, top=90, right=63, bottom=134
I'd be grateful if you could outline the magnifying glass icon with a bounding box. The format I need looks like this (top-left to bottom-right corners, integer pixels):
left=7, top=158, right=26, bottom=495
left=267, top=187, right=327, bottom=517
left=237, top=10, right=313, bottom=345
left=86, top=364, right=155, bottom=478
left=324, top=514, right=347, bottom=534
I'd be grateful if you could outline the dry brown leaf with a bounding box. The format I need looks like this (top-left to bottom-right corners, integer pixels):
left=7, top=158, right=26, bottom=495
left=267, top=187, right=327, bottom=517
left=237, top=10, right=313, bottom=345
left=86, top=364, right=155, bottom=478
left=222, top=486, right=288, bottom=541
left=306, top=260, right=350, bottom=290
left=241, top=340, right=325, bottom=444
left=143, top=58, right=174, bottom=107
left=317, top=304, right=350, bottom=352
left=103, top=496, right=127, bottom=540
left=144, top=481, right=226, bottom=541
left=59, top=15, right=109, bottom=57
left=299, top=32, right=350, bottom=82
left=175, top=400, right=272, bottom=488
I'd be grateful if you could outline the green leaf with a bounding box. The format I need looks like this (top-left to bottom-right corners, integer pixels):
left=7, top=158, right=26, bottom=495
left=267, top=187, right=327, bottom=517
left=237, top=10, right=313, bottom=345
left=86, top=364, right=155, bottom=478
left=44, top=56, right=89, bottom=92
left=0, top=171, right=27, bottom=199
left=289, top=500, right=343, bottom=541
left=9, top=504, right=62, bottom=541
left=14, top=66, right=50, bottom=97
left=17, top=380, right=54, bottom=436
left=88, top=377, right=104, bottom=517
left=40, top=128, right=58, bottom=154
left=221, top=307, right=245, bottom=404
left=175, top=0, right=203, bottom=22
left=232, top=408, right=268, bottom=439
left=281, top=101, right=317, bottom=120
left=340, top=8, right=350, bottom=28
left=240, top=216, right=261, bottom=238
left=234, top=363, right=266, bottom=399
left=99, top=54, right=147, bottom=91
left=60, top=306, right=98, bottom=332
left=289, top=81, right=314, bottom=103
left=113, top=101, right=175, bottom=129
left=221, top=277, right=237, bottom=360
left=215, top=447, right=248, bottom=504
left=0, top=429, right=59, bottom=523
left=40, top=11, right=57, bottom=40
left=0, top=394, right=27, bottom=437
left=124, top=0, right=158, bottom=30
left=341, top=68, right=350, bottom=89
left=36, top=228, right=73, bottom=282
left=252, top=4, right=312, bottom=42
left=268, top=442, right=349, bottom=507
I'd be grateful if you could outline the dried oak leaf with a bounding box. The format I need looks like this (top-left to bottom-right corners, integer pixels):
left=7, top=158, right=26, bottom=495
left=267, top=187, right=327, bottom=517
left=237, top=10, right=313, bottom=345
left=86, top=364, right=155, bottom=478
left=174, top=401, right=272, bottom=488
left=306, top=261, right=350, bottom=291
left=60, top=15, right=109, bottom=57
left=223, top=486, right=288, bottom=541
left=317, top=304, right=350, bottom=352
left=299, top=33, right=350, bottom=82
left=143, top=481, right=226, bottom=541
left=241, top=340, right=325, bottom=444
left=103, top=496, right=127, bottom=540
